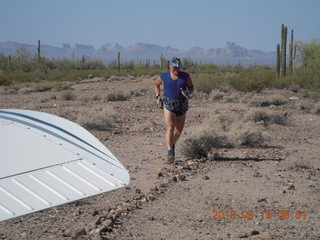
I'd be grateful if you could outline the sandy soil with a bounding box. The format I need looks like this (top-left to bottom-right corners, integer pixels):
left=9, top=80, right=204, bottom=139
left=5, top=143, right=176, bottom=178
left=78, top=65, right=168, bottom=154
left=0, top=76, right=319, bottom=240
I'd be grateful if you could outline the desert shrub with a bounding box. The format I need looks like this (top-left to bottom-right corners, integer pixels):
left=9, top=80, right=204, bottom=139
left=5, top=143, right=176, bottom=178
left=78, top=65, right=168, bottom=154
left=209, top=89, right=225, bottom=100
left=61, top=90, right=76, bottom=100
left=40, top=94, right=56, bottom=103
left=227, top=69, right=274, bottom=92
left=244, top=108, right=287, bottom=125
left=0, top=76, right=11, bottom=86
left=32, top=82, right=55, bottom=92
left=311, top=102, right=320, bottom=114
left=54, top=82, right=72, bottom=91
left=103, top=91, right=128, bottom=101
left=296, top=101, right=312, bottom=111
left=18, top=87, right=35, bottom=95
left=107, top=75, right=121, bottom=82
left=182, top=127, right=232, bottom=159
left=6, top=88, right=19, bottom=95
left=80, top=96, right=91, bottom=102
left=250, top=95, right=287, bottom=107
left=79, top=108, right=116, bottom=131
left=202, top=114, right=235, bottom=132
left=91, top=95, right=101, bottom=101
left=193, top=73, right=224, bottom=93
left=229, top=122, right=269, bottom=147
left=289, top=159, right=313, bottom=170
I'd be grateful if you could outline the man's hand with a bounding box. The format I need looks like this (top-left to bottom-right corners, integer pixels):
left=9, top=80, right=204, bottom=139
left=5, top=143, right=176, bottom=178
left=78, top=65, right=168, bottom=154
left=180, top=88, right=189, bottom=99
left=156, top=96, right=163, bottom=109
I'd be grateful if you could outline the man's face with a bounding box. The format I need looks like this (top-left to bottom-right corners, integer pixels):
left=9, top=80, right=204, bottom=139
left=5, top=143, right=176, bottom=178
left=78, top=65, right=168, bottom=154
left=169, top=65, right=180, bottom=76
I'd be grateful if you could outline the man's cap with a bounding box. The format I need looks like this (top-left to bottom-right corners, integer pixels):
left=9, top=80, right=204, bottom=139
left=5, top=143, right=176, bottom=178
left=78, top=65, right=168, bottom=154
left=169, top=57, right=182, bottom=68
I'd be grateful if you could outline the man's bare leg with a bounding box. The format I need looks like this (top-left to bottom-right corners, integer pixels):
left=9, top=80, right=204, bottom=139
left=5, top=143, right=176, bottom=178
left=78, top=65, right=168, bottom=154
left=173, top=113, right=186, bottom=145
left=164, top=109, right=176, bottom=151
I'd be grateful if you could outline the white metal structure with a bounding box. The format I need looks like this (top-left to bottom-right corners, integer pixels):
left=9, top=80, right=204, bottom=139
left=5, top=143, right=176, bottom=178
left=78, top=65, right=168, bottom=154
left=0, top=109, right=130, bottom=222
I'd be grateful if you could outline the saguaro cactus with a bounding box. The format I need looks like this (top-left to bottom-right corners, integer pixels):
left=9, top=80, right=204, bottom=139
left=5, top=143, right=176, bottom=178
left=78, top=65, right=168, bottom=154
left=280, top=24, right=287, bottom=78
left=117, top=52, right=120, bottom=71
left=289, top=29, right=294, bottom=75
left=37, top=40, right=41, bottom=63
left=276, top=44, right=280, bottom=76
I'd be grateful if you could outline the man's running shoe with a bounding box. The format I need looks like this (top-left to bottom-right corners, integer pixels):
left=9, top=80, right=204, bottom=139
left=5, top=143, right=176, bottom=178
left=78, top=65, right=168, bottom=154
left=167, top=149, right=174, bottom=164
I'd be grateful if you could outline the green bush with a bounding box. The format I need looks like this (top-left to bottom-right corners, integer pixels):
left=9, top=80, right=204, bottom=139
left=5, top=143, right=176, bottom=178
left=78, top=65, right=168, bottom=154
left=0, top=76, right=11, bottom=86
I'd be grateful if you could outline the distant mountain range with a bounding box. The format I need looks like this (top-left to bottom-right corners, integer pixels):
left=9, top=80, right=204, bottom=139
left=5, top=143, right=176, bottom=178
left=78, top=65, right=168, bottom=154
left=0, top=41, right=276, bottom=65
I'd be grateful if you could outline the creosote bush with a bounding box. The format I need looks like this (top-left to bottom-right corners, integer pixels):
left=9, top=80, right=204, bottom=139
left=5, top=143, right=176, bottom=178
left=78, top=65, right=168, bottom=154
left=182, top=114, right=269, bottom=159
left=103, top=91, right=128, bottom=101
left=244, top=108, right=288, bottom=125
left=229, top=122, right=269, bottom=147
left=61, top=90, right=76, bottom=100
left=78, top=108, right=116, bottom=131
left=182, top=127, right=231, bottom=159
left=250, top=95, right=287, bottom=107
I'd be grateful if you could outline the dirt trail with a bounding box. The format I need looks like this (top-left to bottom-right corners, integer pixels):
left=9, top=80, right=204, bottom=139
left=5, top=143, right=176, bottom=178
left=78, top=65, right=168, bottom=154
left=0, top=76, right=319, bottom=240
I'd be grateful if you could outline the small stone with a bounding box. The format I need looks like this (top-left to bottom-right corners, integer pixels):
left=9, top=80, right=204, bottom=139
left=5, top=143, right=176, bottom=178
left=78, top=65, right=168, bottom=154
left=74, top=228, right=87, bottom=237
left=92, top=210, right=99, bottom=216
left=178, top=174, right=186, bottom=181
left=257, top=198, right=267, bottom=203
left=171, top=176, right=178, bottom=182
left=251, top=230, right=260, bottom=236
left=239, top=232, right=248, bottom=238
left=159, top=183, right=168, bottom=188
left=91, top=215, right=102, bottom=226
left=203, top=176, right=210, bottom=180
left=253, top=171, right=262, bottom=177
left=288, top=183, right=295, bottom=190
left=289, top=96, right=299, bottom=101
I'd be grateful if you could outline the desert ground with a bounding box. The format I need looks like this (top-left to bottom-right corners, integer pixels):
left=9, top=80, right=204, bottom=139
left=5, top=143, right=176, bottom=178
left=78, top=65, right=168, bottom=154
left=0, top=75, right=319, bottom=240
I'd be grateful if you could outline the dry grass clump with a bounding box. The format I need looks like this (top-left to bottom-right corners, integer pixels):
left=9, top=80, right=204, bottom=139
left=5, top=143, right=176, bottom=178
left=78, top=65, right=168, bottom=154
left=209, top=89, right=225, bottom=100
left=130, top=88, right=148, bottom=97
left=91, top=95, right=101, bottom=101
left=80, top=96, right=91, bottom=102
left=17, top=82, right=55, bottom=94
left=103, top=91, right=128, bottom=101
left=33, top=82, right=55, bottom=92
left=224, top=91, right=241, bottom=103
left=296, top=101, right=313, bottom=111
left=244, top=108, right=287, bottom=125
left=311, top=102, right=320, bottom=114
left=229, top=122, right=269, bottom=147
left=40, top=94, right=57, bottom=103
left=202, top=114, right=234, bottom=132
left=289, top=159, right=313, bottom=170
left=61, top=90, right=77, bottom=100
left=78, top=107, right=116, bottom=131
left=19, top=87, right=35, bottom=95
left=5, top=88, right=18, bottom=95
left=54, top=82, right=72, bottom=91
left=182, top=114, right=269, bottom=159
left=107, top=75, right=120, bottom=82
left=182, top=127, right=231, bottom=159
left=250, top=95, right=287, bottom=107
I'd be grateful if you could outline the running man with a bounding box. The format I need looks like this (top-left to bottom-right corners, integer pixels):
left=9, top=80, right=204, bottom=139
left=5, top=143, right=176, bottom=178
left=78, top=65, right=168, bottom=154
left=153, top=57, right=194, bottom=163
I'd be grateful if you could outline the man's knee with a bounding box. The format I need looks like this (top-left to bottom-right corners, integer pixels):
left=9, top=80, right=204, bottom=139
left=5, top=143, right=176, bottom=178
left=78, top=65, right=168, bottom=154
left=174, top=128, right=182, bottom=136
left=166, top=125, right=175, bottom=133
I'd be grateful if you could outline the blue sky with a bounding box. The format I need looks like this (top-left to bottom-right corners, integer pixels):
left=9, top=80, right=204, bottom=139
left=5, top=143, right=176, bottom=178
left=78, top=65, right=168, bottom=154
left=0, top=0, right=319, bottom=51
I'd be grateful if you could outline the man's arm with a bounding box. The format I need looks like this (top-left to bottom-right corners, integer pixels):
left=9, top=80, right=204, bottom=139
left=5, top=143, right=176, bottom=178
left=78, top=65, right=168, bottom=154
left=186, top=76, right=194, bottom=94
left=153, top=75, right=162, bottom=96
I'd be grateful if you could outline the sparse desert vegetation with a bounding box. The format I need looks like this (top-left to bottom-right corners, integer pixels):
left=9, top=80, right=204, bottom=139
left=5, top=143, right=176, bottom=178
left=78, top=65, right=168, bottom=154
left=78, top=107, right=116, bottom=131
left=0, top=39, right=320, bottom=240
